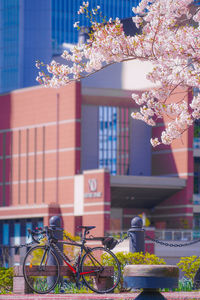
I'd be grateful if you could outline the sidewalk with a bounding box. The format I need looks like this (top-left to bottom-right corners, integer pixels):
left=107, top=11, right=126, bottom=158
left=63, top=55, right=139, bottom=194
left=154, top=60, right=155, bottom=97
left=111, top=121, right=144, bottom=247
left=1, top=292, right=200, bottom=300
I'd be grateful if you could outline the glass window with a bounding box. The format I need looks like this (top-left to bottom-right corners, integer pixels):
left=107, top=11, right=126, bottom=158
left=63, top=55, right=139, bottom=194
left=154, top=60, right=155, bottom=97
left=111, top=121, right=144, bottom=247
left=98, top=106, right=129, bottom=175
left=26, top=222, right=32, bottom=244
left=164, top=231, right=172, bottom=241
left=37, top=220, right=43, bottom=229
left=3, top=223, right=9, bottom=245
left=14, top=222, right=20, bottom=245
left=183, top=232, right=191, bottom=241
left=194, top=158, right=200, bottom=194
left=194, top=119, right=200, bottom=139
left=174, top=231, right=181, bottom=241
left=193, top=213, right=200, bottom=229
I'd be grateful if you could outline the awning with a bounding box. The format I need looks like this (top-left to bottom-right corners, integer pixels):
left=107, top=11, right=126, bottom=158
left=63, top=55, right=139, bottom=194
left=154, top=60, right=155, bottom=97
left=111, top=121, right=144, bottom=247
left=110, top=175, right=186, bottom=209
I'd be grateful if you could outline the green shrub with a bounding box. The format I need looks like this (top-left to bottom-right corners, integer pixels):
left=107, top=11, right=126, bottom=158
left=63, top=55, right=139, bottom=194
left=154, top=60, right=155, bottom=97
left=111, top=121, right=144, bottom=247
left=177, top=255, right=200, bottom=281
left=63, top=282, right=93, bottom=294
left=0, top=267, right=13, bottom=294
left=176, top=278, right=193, bottom=292
left=115, top=251, right=166, bottom=269
left=162, top=278, right=193, bottom=292
left=54, top=282, right=93, bottom=294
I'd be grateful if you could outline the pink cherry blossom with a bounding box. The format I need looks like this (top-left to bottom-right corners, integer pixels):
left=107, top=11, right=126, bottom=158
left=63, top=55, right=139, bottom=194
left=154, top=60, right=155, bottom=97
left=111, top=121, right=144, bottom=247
left=36, top=0, right=200, bottom=146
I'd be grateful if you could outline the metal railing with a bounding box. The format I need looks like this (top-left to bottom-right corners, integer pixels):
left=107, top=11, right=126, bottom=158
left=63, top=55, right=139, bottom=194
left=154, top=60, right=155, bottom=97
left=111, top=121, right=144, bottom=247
left=106, top=229, right=200, bottom=242
left=155, top=229, right=200, bottom=241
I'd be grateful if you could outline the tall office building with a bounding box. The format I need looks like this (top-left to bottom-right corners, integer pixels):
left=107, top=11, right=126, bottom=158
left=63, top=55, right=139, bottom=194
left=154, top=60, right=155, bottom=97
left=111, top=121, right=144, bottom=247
left=0, top=0, right=52, bottom=94
left=52, top=0, right=141, bottom=53
left=0, top=0, right=19, bottom=93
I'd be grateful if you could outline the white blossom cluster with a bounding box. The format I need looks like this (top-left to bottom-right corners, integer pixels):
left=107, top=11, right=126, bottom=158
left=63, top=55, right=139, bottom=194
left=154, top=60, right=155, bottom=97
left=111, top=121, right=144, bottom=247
left=36, top=0, right=200, bottom=146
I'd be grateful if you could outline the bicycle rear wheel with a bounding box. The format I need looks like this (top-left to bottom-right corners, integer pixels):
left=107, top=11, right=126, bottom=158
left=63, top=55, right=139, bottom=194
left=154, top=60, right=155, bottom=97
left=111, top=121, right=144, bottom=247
left=23, top=245, right=60, bottom=294
left=81, top=247, right=121, bottom=293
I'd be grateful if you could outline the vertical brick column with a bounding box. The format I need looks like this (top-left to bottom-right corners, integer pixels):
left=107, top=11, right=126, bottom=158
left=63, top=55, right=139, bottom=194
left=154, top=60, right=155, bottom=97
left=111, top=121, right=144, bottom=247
left=151, top=88, right=193, bottom=229
left=83, top=169, right=111, bottom=237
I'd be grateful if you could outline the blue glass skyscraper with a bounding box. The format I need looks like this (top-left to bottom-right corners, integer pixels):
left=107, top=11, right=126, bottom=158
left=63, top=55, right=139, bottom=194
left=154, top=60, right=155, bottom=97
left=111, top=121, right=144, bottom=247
left=52, top=0, right=141, bottom=53
left=0, top=0, right=20, bottom=92
left=0, top=0, right=52, bottom=94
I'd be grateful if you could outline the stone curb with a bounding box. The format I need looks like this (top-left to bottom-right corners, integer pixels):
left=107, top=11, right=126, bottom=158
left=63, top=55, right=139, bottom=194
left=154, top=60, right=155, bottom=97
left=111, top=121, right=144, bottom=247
left=0, top=292, right=200, bottom=300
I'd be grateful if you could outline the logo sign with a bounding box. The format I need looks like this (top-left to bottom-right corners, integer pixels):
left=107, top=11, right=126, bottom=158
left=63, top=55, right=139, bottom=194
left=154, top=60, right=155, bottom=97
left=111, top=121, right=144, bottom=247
left=88, top=179, right=97, bottom=192
left=84, top=178, right=102, bottom=199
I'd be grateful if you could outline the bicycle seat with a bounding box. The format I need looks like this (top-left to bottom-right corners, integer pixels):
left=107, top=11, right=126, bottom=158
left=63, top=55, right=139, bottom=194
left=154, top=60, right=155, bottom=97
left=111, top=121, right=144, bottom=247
left=78, top=225, right=96, bottom=231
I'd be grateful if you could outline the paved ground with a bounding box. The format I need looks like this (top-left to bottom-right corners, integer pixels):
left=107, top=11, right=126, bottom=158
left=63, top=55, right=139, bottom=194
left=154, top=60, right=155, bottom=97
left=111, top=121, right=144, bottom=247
left=1, top=292, right=200, bottom=300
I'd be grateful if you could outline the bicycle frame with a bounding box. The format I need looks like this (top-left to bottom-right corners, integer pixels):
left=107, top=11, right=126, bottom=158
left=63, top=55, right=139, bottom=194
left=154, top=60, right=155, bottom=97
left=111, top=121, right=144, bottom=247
left=48, top=238, right=102, bottom=278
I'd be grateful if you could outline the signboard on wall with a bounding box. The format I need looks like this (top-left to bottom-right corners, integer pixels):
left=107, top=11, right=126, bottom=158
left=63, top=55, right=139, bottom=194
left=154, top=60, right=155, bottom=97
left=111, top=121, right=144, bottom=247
left=84, top=178, right=102, bottom=198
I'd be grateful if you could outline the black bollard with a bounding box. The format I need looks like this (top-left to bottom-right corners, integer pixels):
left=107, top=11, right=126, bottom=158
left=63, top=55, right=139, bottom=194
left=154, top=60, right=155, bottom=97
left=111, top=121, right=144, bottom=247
left=48, top=216, right=63, bottom=288
left=128, top=216, right=145, bottom=253
left=49, top=215, right=63, bottom=263
left=49, top=215, right=63, bottom=246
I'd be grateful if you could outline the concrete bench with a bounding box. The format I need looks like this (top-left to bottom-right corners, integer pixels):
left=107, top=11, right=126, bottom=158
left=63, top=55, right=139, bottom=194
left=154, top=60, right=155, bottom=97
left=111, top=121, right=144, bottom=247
left=13, top=265, right=114, bottom=294
left=124, top=265, right=179, bottom=300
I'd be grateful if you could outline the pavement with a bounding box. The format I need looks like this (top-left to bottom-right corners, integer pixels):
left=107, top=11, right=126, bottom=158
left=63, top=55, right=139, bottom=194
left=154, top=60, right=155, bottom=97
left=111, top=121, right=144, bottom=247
left=1, top=292, right=200, bottom=300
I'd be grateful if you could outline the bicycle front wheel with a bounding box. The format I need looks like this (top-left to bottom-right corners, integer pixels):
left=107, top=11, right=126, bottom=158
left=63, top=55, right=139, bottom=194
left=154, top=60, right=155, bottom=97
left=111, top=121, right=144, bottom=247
left=81, top=247, right=121, bottom=293
left=23, top=245, right=60, bottom=294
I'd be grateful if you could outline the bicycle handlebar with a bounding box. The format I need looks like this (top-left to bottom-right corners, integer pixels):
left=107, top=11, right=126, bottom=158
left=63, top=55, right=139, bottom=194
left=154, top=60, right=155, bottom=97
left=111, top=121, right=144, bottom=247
left=28, top=227, right=47, bottom=244
left=28, top=226, right=65, bottom=244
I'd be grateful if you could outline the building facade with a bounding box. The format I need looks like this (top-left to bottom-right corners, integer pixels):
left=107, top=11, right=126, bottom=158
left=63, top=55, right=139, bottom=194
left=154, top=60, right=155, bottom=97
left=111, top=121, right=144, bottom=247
left=1, top=0, right=200, bottom=267
left=0, top=76, right=195, bottom=266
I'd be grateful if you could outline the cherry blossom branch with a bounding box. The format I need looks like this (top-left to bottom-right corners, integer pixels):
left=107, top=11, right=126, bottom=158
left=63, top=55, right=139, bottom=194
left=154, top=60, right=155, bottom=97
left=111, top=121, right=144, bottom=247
left=36, top=0, right=200, bottom=147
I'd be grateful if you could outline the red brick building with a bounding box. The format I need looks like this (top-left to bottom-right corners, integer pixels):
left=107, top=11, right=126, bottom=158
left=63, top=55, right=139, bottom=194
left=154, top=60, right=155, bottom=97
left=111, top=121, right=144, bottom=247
left=0, top=81, right=195, bottom=264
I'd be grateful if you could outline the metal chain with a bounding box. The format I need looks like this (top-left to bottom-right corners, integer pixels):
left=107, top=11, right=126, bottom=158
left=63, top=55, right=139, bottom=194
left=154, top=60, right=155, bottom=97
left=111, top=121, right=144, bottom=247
left=117, top=232, right=130, bottom=245
left=145, top=233, right=200, bottom=247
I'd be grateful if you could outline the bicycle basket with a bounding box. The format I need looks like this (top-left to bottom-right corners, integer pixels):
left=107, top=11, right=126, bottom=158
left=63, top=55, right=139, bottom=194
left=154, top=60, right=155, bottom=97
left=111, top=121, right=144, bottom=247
left=102, top=237, right=118, bottom=250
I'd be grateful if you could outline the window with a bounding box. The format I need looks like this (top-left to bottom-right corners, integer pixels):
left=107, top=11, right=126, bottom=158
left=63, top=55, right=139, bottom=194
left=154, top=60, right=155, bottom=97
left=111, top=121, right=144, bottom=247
left=2, top=223, right=9, bottom=267
left=37, top=220, right=43, bottom=229
left=3, top=223, right=9, bottom=245
left=14, top=222, right=20, bottom=245
left=194, top=214, right=200, bottom=229
left=194, top=119, right=200, bottom=139
left=98, top=106, right=129, bottom=175
left=194, top=158, right=200, bottom=194
left=26, top=222, right=32, bottom=244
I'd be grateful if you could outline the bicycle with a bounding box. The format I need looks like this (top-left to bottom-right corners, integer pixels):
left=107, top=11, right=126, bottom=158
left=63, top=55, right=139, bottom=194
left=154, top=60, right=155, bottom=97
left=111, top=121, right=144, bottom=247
left=23, top=225, right=121, bottom=294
